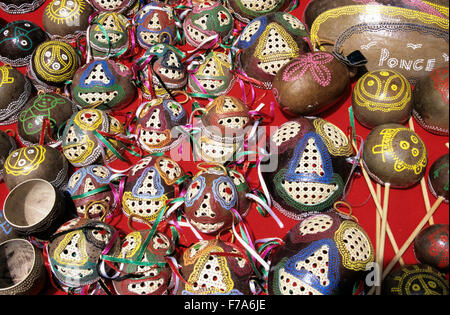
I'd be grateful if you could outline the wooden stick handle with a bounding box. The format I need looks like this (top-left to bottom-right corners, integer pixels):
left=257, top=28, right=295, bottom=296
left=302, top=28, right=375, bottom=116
left=352, top=140, right=404, bottom=266
left=376, top=183, right=390, bottom=295
left=382, top=196, right=444, bottom=279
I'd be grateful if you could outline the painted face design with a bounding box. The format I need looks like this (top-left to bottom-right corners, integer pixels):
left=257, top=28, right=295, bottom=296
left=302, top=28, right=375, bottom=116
left=136, top=98, right=187, bottom=153
left=269, top=212, right=374, bottom=295
left=183, top=1, right=234, bottom=47
left=177, top=239, right=253, bottom=295
left=89, top=12, right=130, bottom=57
left=48, top=217, right=120, bottom=288
left=4, top=145, right=46, bottom=176
left=135, top=2, right=177, bottom=48
left=61, top=109, right=109, bottom=167
left=45, top=0, right=86, bottom=25
left=67, top=165, right=116, bottom=219
left=122, top=156, right=184, bottom=222
left=184, top=168, right=249, bottom=235
left=112, top=229, right=174, bottom=295
left=31, top=40, right=79, bottom=85
left=72, top=60, right=135, bottom=110
left=273, top=132, right=344, bottom=218
left=384, top=264, right=449, bottom=295
left=188, top=51, right=234, bottom=97
left=0, top=21, right=47, bottom=67
left=91, top=0, right=135, bottom=13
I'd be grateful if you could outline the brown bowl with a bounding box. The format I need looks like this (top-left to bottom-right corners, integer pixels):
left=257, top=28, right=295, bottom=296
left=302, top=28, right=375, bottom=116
left=3, top=179, right=67, bottom=240
left=0, top=238, right=46, bottom=295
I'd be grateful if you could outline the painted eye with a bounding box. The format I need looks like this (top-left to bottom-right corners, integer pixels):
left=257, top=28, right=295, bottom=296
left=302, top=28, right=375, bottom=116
left=3, top=30, right=8, bottom=36
left=412, top=148, right=419, bottom=157
left=45, top=51, right=52, bottom=58
left=24, top=23, right=31, bottom=27
left=26, top=149, right=35, bottom=154
left=52, top=63, right=61, bottom=70
left=400, top=141, right=410, bottom=150
left=12, top=152, right=19, bottom=157
left=61, top=54, right=68, bottom=61
left=20, top=40, right=28, bottom=46
left=18, top=159, right=27, bottom=167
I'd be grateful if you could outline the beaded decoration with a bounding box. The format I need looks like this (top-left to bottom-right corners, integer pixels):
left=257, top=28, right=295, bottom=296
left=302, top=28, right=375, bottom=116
left=178, top=239, right=252, bottom=295
left=0, top=65, right=32, bottom=125
left=0, top=21, right=48, bottom=67
left=226, top=0, right=289, bottom=23
left=4, top=144, right=68, bottom=189
left=91, top=0, right=136, bottom=14
left=112, top=229, right=173, bottom=295
left=67, top=165, right=116, bottom=219
left=88, top=12, right=130, bottom=58
left=236, top=12, right=310, bottom=89
left=183, top=1, right=234, bottom=47
left=48, top=217, right=121, bottom=288
left=188, top=51, right=234, bottom=97
left=134, top=1, right=177, bottom=48
left=72, top=59, right=136, bottom=110
left=29, top=40, right=79, bottom=91
left=138, top=43, right=187, bottom=99
left=272, top=239, right=341, bottom=295
left=61, top=108, right=121, bottom=167
left=312, top=118, right=353, bottom=157
left=122, top=156, right=184, bottom=223
left=0, top=0, right=45, bottom=14
left=135, top=98, right=187, bottom=153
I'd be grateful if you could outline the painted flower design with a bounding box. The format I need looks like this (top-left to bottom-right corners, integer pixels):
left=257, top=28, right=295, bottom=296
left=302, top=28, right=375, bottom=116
left=282, top=52, right=334, bottom=87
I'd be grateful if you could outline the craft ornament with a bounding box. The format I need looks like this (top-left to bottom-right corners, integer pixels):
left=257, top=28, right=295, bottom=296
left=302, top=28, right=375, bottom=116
left=66, top=165, right=117, bottom=219
left=414, top=224, right=449, bottom=272
left=268, top=211, right=374, bottom=295
left=236, top=12, right=311, bottom=89
left=0, top=20, right=48, bottom=67
left=226, top=0, right=292, bottom=24
left=3, top=144, right=68, bottom=190
left=352, top=69, right=412, bottom=128
left=17, top=92, right=77, bottom=146
left=362, top=123, right=427, bottom=188
left=121, top=155, right=184, bottom=223
left=174, top=239, right=253, bottom=295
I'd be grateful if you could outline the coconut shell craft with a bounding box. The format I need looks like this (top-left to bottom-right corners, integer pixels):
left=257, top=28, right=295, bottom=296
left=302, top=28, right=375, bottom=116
left=134, top=1, right=178, bottom=49
left=310, top=5, right=449, bottom=84
left=193, top=95, right=252, bottom=164
left=382, top=264, right=449, bottom=295
left=183, top=166, right=251, bottom=235
left=66, top=164, right=117, bottom=219
left=427, top=154, right=449, bottom=203
left=28, top=40, right=80, bottom=92
left=272, top=51, right=354, bottom=117
left=183, top=1, right=234, bottom=48
left=61, top=108, right=125, bottom=167
left=2, top=144, right=68, bottom=190
left=0, top=130, right=16, bottom=181
left=0, top=65, right=32, bottom=125
left=352, top=69, right=412, bottom=129
left=226, top=0, right=293, bottom=24
left=71, top=59, right=136, bottom=111
left=0, top=238, right=46, bottom=295
left=303, top=0, right=447, bottom=31
left=0, top=209, right=20, bottom=244
left=0, top=0, right=45, bottom=14
left=268, top=210, right=374, bottom=295
left=17, top=92, right=77, bottom=146
left=111, top=225, right=175, bottom=295
left=0, top=20, right=48, bottom=67
left=137, top=43, right=188, bottom=100
left=413, top=224, right=449, bottom=272
left=121, top=155, right=185, bottom=223
left=362, top=123, right=427, bottom=188
left=42, top=0, right=94, bottom=40
left=87, top=11, right=131, bottom=59
left=47, top=217, right=121, bottom=288
left=188, top=50, right=235, bottom=98
left=90, top=0, right=137, bottom=15
left=262, top=117, right=354, bottom=220
left=413, top=66, right=449, bottom=136
left=236, top=11, right=311, bottom=89
left=174, top=238, right=254, bottom=295
left=134, top=98, right=188, bottom=154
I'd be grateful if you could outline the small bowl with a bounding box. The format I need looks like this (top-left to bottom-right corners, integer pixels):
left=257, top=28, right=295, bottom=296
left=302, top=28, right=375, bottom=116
left=0, top=238, right=46, bottom=295
left=3, top=179, right=67, bottom=240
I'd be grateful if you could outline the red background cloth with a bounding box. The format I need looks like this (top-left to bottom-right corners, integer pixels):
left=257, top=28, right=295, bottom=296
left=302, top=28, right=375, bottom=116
left=0, top=0, right=448, bottom=295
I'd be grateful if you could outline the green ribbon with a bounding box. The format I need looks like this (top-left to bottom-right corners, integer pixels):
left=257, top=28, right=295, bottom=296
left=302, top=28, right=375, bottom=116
left=93, top=130, right=128, bottom=163
left=348, top=106, right=356, bottom=140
